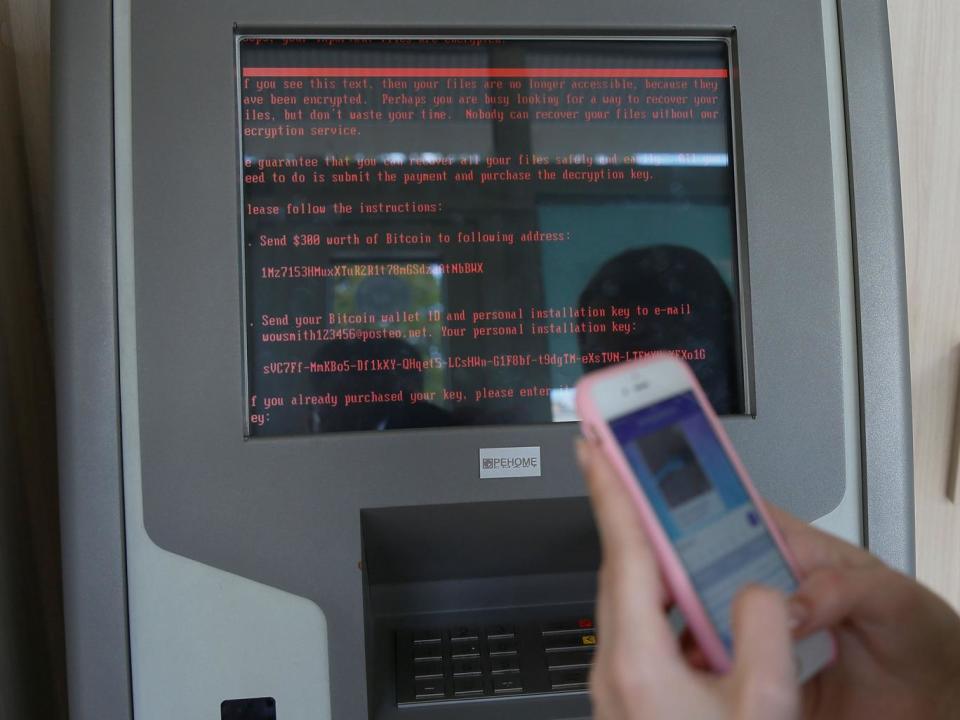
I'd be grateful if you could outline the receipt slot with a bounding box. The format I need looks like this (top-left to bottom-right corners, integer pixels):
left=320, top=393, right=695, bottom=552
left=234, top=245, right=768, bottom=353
left=55, top=1, right=911, bottom=719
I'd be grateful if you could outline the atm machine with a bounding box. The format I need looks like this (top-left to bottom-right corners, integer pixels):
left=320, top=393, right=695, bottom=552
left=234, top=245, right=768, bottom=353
left=54, top=1, right=912, bottom=718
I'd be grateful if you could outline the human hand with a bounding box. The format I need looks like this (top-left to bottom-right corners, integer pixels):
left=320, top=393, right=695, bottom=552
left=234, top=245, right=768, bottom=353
left=578, top=432, right=960, bottom=720
left=576, top=438, right=800, bottom=720
left=772, top=506, right=960, bottom=720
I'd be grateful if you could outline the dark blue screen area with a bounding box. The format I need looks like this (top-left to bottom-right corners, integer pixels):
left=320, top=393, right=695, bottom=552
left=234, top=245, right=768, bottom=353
left=609, top=390, right=794, bottom=648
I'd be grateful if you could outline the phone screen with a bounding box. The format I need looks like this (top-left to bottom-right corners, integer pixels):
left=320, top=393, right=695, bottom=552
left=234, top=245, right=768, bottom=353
left=609, top=390, right=796, bottom=649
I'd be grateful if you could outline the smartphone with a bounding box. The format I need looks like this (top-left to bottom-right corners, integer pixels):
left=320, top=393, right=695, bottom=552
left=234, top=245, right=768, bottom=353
left=576, top=355, right=833, bottom=682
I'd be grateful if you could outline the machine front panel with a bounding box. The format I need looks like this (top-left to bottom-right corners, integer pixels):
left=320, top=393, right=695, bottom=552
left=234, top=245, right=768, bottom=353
left=125, top=1, right=850, bottom=717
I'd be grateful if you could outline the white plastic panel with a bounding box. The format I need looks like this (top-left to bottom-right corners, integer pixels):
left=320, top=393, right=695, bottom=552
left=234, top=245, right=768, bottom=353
left=810, top=0, right=862, bottom=545
left=115, top=2, right=332, bottom=716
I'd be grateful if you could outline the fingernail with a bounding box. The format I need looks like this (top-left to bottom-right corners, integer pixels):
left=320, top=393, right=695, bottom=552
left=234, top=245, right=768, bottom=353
left=788, top=598, right=808, bottom=631
left=575, top=438, right=590, bottom=468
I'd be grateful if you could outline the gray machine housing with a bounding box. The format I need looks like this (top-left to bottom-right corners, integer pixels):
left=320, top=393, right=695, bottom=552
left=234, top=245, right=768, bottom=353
left=54, top=1, right=913, bottom=719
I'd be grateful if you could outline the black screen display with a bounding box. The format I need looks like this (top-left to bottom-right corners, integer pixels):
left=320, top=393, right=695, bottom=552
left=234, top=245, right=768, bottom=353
left=238, top=37, right=746, bottom=435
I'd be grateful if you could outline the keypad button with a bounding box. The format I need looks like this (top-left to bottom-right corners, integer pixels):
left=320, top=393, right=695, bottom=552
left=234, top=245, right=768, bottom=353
left=547, top=649, right=594, bottom=670
left=450, top=625, right=479, bottom=641
left=413, top=660, right=443, bottom=679
left=452, top=658, right=482, bottom=676
left=450, top=639, right=480, bottom=658
left=490, top=655, right=520, bottom=673
left=542, top=618, right=594, bottom=635
left=544, top=633, right=594, bottom=651
left=550, top=668, right=589, bottom=690
left=453, top=677, right=484, bottom=697
left=485, top=623, right=515, bottom=639
left=487, top=637, right=518, bottom=655
left=414, top=678, right=446, bottom=700
left=492, top=675, right=524, bottom=695
left=413, top=642, right=442, bottom=661
left=413, top=629, right=442, bottom=644
left=400, top=614, right=599, bottom=704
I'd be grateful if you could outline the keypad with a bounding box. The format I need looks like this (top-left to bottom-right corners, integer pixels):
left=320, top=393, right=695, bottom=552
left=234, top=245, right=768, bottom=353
left=542, top=617, right=595, bottom=634
left=490, top=654, right=520, bottom=673
left=413, top=629, right=442, bottom=644
left=413, top=660, right=442, bottom=679
left=450, top=639, right=481, bottom=658
left=488, top=637, right=519, bottom=655
left=492, top=674, right=524, bottom=695
left=549, top=668, right=589, bottom=691
left=454, top=677, right=484, bottom=697
left=413, top=678, right=445, bottom=701
left=396, top=615, right=597, bottom=705
left=450, top=625, right=480, bottom=641
left=412, top=642, right=442, bottom=661
left=547, top=649, right=593, bottom=669
left=452, top=658, right=483, bottom=676
left=486, top=623, right=515, bottom=639
left=543, top=632, right=597, bottom=651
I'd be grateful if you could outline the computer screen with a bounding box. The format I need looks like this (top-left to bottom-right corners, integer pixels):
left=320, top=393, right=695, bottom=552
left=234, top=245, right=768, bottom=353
left=238, top=36, right=746, bottom=436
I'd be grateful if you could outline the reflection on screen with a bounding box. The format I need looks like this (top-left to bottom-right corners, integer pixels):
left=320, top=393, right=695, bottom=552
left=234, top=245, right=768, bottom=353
left=239, top=37, right=745, bottom=436
left=610, top=392, right=794, bottom=649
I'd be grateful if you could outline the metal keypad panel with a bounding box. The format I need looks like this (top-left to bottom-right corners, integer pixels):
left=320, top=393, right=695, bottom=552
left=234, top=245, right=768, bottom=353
left=396, top=617, right=597, bottom=705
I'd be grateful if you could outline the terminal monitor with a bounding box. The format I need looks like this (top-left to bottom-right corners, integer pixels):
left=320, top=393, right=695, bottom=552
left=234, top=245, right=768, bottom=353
left=55, top=1, right=913, bottom=719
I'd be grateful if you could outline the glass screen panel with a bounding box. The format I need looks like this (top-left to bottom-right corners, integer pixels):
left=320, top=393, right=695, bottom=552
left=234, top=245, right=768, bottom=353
left=238, top=37, right=745, bottom=435
left=609, top=391, right=794, bottom=649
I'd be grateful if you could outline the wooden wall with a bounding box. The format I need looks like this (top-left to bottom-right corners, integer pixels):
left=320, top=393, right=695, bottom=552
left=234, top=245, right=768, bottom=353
left=888, top=0, right=960, bottom=606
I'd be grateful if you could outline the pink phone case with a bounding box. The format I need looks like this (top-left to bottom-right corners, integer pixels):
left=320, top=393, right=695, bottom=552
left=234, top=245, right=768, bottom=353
left=576, top=355, right=828, bottom=672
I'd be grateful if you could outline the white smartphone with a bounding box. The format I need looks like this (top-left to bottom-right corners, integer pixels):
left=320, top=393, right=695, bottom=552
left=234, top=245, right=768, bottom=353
left=576, top=355, right=834, bottom=682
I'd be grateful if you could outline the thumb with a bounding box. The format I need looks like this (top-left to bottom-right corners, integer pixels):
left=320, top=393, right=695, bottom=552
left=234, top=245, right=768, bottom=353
left=729, top=586, right=799, bottom=720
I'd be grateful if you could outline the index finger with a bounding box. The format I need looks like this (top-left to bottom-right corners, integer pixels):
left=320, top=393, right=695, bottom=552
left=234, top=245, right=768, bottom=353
left=766, top=503, right=877, bottom=574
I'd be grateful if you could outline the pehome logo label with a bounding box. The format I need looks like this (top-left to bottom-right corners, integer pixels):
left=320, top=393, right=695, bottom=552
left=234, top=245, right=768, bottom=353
left=479, top=446, right=542, bottom=479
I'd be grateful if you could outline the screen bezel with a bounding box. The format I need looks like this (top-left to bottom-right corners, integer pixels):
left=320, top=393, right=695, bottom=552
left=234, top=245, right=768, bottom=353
left=125, top=3, right=857, bottom=714
left=233, top=32, right=754, bottom=438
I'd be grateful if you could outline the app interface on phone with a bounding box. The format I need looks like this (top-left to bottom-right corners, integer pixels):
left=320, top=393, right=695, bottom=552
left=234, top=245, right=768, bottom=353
left=609, top=391, right=795, bottom=649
